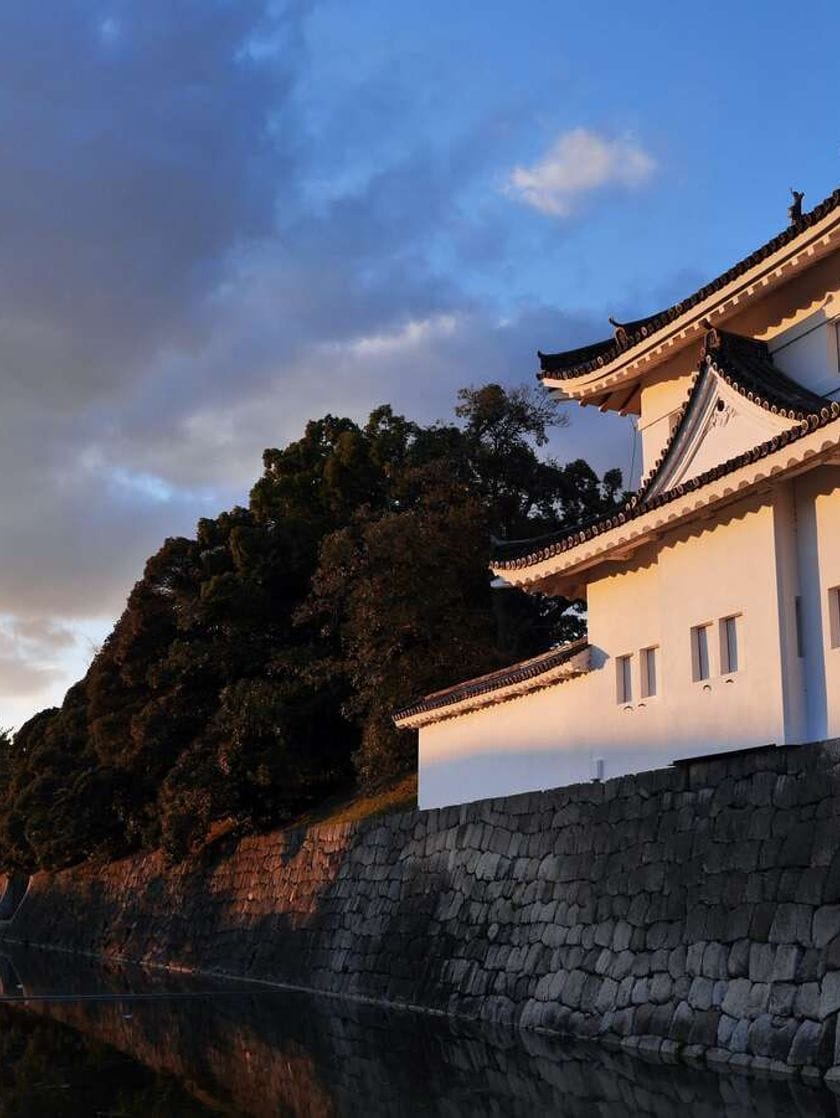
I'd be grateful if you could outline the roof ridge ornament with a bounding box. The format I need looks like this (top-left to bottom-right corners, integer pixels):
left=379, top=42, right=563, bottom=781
left=789, top=188, right=805, bottom=226
left=608, top=316, right=629, bottom=348
left=700, top=317, right=720, bottom=354
left=539, top=184, right=840, bottom=383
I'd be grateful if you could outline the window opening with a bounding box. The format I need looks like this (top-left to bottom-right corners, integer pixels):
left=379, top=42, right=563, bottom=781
left=640, top=646, right=658, bottom=698
left=721, top=615, right=739, bottom=674
left=829, top=587, right=840, bottom=649
left=616, top=655, right=632, bottom=704
left=691, top=625, right=710, bottom=682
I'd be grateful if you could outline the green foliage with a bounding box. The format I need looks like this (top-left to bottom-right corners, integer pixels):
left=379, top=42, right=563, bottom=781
left=0, top=383, right=623, bottom=868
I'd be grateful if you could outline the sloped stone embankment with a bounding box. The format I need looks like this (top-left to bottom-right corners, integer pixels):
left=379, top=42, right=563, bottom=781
left=4, top=740, right=840, bottom=1081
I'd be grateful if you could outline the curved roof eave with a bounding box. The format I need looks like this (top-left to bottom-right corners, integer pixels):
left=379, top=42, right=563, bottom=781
left=537, top=186, right=840, bottom=389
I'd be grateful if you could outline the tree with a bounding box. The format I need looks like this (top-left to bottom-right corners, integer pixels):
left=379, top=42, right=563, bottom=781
left=302, top=500, right=501, bottom=786
left=0, top=381, right=624, bottom=866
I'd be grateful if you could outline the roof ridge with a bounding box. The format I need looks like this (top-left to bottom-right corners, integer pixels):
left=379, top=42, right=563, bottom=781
left=393, top=637, right=590, bottom=723
left=538, top=186, right=840, bottom=380
left=493, top=332, right=840, bottom=570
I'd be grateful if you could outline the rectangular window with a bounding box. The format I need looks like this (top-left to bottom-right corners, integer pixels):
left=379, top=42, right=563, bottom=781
left=721, top=615, right=740, bottom=674
left=640, top=646, right=658, bottom=698
left=616, top=655, right=632, bottom=704
left=829, top=587, right=840, bottom=649
left=691, top=624, right=710, bottom=682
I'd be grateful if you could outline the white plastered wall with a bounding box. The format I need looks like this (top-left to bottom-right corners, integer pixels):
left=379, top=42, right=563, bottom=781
left=637, top=351, right=697, bottom=477
left=418, top=492, right=796, bottom=810
left=801, top=468, right=840, bottom=738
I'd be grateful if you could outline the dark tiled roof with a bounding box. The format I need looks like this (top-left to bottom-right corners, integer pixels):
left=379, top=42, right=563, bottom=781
left=538, top=187, right=840, bottom=380
left=393, top=638, right=589, bottom=723
left=705, top=329, right=827, bottom=415
left=495, top=329, right=840, bottom=570
left=634, top=327, right=828, bottom=505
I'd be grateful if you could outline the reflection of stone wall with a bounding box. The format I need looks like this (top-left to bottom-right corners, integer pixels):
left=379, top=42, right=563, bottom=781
left=16, top=985, right=830, bottom=1117
left=7, top=741, right=840, bottom=1078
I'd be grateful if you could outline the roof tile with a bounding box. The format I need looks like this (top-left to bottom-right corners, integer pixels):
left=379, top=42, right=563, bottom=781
left=495, top=329, right=840, bottom=570
left=539, top=188, right=840, bottom=379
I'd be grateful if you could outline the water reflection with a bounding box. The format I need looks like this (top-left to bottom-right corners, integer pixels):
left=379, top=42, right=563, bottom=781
left=0, top=946, right=835, bottom=1116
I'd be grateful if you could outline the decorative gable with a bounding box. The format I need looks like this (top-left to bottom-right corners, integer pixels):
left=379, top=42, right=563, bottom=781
left=491, top=327, right=838, bottom=583
left=643, top=370, right=796, bottom=500
left=639, top=328, right=828, bottom=504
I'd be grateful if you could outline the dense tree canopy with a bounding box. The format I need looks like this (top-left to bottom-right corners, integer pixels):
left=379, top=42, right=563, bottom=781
left=0, top=384, right=623, bottom=868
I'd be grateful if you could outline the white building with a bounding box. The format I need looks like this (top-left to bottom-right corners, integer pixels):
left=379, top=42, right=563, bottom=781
left=395, top=188, right=840, bottom=810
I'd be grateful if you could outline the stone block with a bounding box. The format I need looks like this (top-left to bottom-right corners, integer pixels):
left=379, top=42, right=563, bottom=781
left=717, top=1013, right=737, bottom=1046
left=727, top=939, right=750, bottom=977
left=687, top=976, right=714, bottom=1011
left=579, top=974, right=602, bottom=1014
left=686, top=941, right=705, bottom=976
left=779, top=822, right=815, bottom=868
left=748, top=982, right=770, bottom=1017
left=789, top=1020, right=822, bottom=1066
left=560, top=969, right=586, bottom=1009
left=823, top=974, right=840, bottom=1024
left=630, top=977, right=649, bottom=1006
left=721, top=978, right=752, bottom=1019
left=594, top=976, right=618, bottom=1014
left=615, top=975, right=634, bottom=1009
left=749, top=903, right=776, bottom=942
left=793, top=982, right=820, bottom=1021
left=667, top=945, right=686, bottom=979
left=795, top=867, right=826, bottom=905
left=768, top=983, right=796, bottom=1016
left=729, top=1018, right=750, bottom=1053
left=649, top=972, right=672, bottom=1004
left=768, top=903, right=813, bottom=946
left=823, top=852, right=840, bottom=904
left=670, top=1000, right=693, bottom=1043
left=771, top=943, right=800, bottom=983
left=688, top=1008, right=721, bottom=1047
left=702, top=941, right=727, bottom=978
left=748, top=943, right=775, bottom=983
left=814, top=905, right=840, bottom=948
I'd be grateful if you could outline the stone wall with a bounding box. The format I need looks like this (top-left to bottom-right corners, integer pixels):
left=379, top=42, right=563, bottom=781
left=6, top=739, right=840, bottom=1080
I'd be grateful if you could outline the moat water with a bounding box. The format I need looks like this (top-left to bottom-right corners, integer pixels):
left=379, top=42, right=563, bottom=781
left=0, top=945, right=834, bottom=1116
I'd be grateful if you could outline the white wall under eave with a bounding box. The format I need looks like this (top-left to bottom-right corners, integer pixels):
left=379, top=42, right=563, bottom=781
left=769, top=309, right=840, bottom=399
left=417, top=492, right=793, bottom=810
left=637, top=351, right=698, bottom=477
left=805, top=468, right=840, bottom=737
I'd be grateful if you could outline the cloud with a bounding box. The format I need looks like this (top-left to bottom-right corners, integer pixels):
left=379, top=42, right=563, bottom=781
left=0, top=617, right=79, bottom=699
left=504, top=128, right=656, bottom=216
left=0, top=5, right=638, bottom=729
left=10, top=618, right=77, bottom=653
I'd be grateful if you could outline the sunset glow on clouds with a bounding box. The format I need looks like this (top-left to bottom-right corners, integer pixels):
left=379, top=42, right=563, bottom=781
left=1, top=0, right=839, bottom=727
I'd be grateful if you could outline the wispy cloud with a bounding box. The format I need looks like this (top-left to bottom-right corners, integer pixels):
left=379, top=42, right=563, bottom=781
left=504, top=128, right=656, bottom=217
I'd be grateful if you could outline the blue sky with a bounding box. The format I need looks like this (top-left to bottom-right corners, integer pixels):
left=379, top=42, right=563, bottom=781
left=1, top=0, right=840, bottom=728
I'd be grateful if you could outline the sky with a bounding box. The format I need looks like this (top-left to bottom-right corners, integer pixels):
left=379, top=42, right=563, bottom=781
left=2, top=0, right=840, bottom=729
